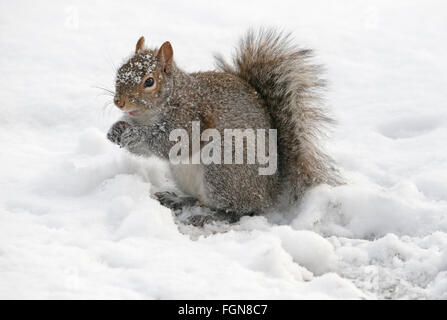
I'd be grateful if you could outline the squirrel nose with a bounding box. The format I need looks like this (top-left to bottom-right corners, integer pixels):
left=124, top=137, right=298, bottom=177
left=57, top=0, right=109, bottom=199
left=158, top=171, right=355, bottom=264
left=114, top=96, right=126, bottom=109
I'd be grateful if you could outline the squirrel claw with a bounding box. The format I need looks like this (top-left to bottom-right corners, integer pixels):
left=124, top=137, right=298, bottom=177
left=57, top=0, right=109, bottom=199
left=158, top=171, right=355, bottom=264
left=107, top=121, right=129, bottom=145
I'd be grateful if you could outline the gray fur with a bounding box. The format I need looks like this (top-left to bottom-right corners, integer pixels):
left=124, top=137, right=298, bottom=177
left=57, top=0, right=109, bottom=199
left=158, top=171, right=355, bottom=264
left=108, top=28, right=341, bottom=219
left=215, top=28, right=342, bottom=203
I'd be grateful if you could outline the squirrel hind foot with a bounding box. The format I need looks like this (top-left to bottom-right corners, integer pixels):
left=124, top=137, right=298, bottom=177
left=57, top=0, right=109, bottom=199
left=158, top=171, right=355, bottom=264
left=154, top=191, right=256, bottom=227
left=154, top=191, right=199, bottom=212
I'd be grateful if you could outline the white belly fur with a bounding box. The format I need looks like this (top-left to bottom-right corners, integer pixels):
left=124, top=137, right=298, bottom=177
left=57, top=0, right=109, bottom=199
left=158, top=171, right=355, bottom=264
left=170, top=163, right=208, bottom=204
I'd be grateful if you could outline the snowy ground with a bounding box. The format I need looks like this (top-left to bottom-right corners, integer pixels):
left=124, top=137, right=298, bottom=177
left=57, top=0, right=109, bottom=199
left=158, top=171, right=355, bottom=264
left=1, top=0, right=447, bottom=299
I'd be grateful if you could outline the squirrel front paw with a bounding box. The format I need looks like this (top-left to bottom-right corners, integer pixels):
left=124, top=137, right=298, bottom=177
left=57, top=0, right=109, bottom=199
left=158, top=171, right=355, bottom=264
left=107, top=121, right=129, bottom=145
left=119, top=126, right=146, bottom=149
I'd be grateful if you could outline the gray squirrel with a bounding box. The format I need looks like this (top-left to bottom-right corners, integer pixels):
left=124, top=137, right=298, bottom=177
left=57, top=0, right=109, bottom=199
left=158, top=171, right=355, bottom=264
left=107, top=28, right=340, bottom=224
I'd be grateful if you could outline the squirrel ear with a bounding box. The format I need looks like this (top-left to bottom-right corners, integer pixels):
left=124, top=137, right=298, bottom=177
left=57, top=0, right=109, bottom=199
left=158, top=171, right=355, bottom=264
left=157, top=41, right=173, bottom=74
left=135, top=36, right=145, bottom=53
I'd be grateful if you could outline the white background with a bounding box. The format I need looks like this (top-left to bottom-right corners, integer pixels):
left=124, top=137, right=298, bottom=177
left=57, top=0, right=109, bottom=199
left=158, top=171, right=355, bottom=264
left=0, top=0, right=447, bottom=299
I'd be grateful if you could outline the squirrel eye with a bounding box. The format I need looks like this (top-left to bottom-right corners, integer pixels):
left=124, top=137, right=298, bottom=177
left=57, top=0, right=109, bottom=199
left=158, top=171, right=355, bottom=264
left=144, top=77, right=155, bottom=88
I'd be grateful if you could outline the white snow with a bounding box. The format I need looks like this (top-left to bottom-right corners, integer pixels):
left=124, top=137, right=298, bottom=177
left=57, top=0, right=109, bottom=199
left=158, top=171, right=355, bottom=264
left=1, top=0, right=447, bottom=299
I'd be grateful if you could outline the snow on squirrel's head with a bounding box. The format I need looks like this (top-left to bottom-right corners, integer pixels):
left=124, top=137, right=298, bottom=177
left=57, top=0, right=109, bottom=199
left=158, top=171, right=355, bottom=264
left=113, top=36, right=175, bottom=116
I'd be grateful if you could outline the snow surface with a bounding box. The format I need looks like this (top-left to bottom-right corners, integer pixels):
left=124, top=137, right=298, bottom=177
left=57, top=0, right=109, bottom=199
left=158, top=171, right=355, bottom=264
left=1, top=0, right=447, bottom=299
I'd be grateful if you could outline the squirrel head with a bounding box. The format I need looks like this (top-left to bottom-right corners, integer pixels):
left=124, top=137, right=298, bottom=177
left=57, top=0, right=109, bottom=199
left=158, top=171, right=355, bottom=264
left=113, top=36, right=175, bottom=116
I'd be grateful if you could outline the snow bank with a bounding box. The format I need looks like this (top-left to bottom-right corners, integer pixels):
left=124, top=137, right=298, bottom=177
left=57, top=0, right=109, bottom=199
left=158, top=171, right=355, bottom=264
left=1, top=0, right=446, bottom=299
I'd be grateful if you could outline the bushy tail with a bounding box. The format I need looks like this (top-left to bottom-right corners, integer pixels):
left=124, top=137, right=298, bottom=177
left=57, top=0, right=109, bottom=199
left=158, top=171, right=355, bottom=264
left=215, top=28, right=341, bottom=203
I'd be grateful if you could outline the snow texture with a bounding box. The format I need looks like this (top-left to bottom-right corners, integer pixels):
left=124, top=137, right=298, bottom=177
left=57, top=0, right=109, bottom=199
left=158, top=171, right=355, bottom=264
left=1, top=0, right=447, bottom=299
